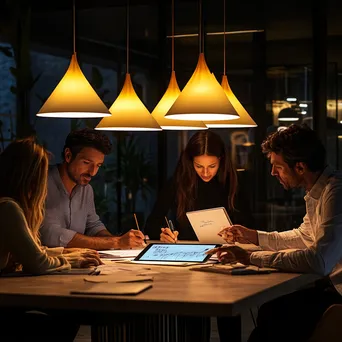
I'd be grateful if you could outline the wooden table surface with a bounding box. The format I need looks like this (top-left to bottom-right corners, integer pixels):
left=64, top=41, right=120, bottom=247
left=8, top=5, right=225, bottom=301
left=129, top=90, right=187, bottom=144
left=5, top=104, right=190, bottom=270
left=0, top=264, right=319, bottom=317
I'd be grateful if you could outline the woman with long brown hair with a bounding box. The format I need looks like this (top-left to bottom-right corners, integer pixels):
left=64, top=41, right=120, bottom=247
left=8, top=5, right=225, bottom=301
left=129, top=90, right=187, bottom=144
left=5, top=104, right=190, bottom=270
left=145, top=130, right=252, bottom=242
left=144, top=131, right=253, bottom=342
left=0, top=138, right=101, bottom=341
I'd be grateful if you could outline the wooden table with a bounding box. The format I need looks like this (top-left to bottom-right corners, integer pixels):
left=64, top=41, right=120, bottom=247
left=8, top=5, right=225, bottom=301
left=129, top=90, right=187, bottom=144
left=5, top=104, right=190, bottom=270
left=0, top=265, right=319, bottom=341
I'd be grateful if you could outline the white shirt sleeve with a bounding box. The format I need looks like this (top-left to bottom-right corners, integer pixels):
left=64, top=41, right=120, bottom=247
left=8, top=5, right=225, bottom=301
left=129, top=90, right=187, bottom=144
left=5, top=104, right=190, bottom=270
left=257, top=213, right=313, bottom=251
left=251, top=182, right=342, bottom=276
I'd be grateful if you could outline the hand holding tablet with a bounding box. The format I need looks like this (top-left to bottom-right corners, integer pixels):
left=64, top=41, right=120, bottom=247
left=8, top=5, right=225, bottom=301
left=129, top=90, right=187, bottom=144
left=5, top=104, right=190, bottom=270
left=186, top=207, right=233, bottom=244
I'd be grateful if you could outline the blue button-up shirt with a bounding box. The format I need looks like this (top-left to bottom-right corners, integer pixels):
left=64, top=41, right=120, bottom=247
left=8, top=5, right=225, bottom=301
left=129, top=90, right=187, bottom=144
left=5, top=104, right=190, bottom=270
left=40, top=165, right=106, bottom=247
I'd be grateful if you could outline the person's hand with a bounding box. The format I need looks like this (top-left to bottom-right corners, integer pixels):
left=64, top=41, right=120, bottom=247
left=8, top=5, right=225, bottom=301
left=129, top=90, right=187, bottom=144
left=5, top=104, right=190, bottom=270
left=65, top=249, right=103, bottom=268
left=118, top=229, right=146, bottom=249
left=160, top=227, right=179, bottom=243
left=206, top=245, right=251, bottom=265
left=63, top=247, right=94, bottom=254
left=218, top=225, right=258, bottom=245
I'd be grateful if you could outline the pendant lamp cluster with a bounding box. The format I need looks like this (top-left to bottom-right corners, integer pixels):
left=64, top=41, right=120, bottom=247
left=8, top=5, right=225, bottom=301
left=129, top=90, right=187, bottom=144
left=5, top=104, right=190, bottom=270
left=151, top=0, right=207, bottom=130
left=36, top=0, right=257, bottom=131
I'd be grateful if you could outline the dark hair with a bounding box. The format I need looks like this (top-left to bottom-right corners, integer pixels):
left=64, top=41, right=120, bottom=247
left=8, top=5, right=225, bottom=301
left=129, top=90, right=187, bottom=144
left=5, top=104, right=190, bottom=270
left=175, top=131, right=237, bottom=220
left=62, top=128, right=112, bottom=161
left=261, top=124, right=326, bottom=171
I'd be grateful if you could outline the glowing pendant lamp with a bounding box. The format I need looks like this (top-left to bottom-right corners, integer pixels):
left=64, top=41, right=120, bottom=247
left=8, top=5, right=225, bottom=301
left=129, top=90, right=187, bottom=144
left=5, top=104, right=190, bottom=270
left=96, top=1, right=161, bottom=131
left=96, top=73, right=161, bottom=131
left=151, top=0, right=207, bottom=130
left=37, top=1, right=110, bottom=118
left=205, top=76, right=257, bottom=128
left=204, top=0, right=256, bottom=128
left=165, top=0, right=239, bottom=122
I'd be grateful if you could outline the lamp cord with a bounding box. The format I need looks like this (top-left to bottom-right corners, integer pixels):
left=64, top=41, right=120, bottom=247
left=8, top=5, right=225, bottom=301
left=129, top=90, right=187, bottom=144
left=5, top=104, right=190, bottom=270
left=73, top=0, right=76, bottom=54
left=223, top=0, right=226, bottom=76
left=126, top=0, right=130, bottom=74
left=171, top=0, right=174, bottom=72
left=199, top=0, right=202, bottom=54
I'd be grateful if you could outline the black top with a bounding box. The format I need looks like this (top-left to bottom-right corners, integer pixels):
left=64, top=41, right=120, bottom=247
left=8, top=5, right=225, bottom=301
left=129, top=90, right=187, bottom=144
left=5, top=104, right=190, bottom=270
left=144, top=174, right=254, bottom=240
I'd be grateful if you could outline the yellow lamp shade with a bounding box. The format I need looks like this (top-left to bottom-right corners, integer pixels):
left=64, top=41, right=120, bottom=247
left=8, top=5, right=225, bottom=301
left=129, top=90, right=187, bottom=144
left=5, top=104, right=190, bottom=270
left=205, top=75, right=257, bottom=128
left=96, top=73, right=161, bottom=131
left=165, top=53, right=239, bottom=121
left=152, top=71, right=207, bottom=130
left=37, top=53, right=111, bottom=118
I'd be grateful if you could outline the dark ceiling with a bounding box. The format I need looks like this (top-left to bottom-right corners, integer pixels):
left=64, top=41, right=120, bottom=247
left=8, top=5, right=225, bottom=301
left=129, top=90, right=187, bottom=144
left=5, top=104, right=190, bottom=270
left=1, top=0, right=342, bottom=76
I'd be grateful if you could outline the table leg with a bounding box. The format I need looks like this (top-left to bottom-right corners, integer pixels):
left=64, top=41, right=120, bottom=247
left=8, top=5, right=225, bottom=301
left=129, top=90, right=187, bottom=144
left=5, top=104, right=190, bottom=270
left=91, top=314, right=211, bottom=342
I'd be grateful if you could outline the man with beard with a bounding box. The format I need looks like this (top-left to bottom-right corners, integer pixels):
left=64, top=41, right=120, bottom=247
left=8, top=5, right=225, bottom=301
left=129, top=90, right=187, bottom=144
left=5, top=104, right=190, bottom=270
left=207, top=124, right=342, bottom=342
left=41, top=128, right=145, bottom=250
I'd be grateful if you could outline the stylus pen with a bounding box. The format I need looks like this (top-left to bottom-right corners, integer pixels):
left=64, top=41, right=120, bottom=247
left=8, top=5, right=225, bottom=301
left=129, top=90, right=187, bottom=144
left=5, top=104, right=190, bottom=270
left=168, top=220, right=175, bottom=232
left=164, top=216, right=177, bottom=243
left=169, top=219, right=177, bottom=243
left=134, top=213, right=147, bottom=244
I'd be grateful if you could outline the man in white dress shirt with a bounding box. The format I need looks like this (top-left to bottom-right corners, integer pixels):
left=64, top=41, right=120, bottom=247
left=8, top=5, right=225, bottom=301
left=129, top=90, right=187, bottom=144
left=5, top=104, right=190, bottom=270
left=209, top=124, right=342, bottom=342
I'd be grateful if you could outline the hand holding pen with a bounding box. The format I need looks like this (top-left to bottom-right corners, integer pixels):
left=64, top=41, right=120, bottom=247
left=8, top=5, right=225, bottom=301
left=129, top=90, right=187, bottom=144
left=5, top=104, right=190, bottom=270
left=160, top=217, right=179, bottom=243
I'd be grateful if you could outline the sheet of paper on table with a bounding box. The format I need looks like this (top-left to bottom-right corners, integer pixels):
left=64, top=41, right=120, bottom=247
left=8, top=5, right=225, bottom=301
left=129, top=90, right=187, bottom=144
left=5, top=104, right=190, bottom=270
left=99, top=249, right=143, bottom=260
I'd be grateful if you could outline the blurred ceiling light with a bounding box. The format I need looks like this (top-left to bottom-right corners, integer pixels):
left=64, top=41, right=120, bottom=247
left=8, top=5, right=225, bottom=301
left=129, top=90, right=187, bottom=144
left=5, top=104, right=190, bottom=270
left=299, top=103, right=308, bottom=108
left=96, top=0, right=161, bottom=131
left=165, top=0, right=239, bottom=122
left=37, top=1, right=110, bottom=118
left=151, top=0, right=207, bottom=130
left=278, top=107, right=299, bottom=121
left=286, top=97, right=297, bottom=102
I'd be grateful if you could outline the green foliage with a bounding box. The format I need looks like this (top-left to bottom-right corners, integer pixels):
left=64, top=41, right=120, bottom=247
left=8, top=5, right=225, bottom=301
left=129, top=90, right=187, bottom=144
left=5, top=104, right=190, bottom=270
left=105, top=135, right=156, bottom=213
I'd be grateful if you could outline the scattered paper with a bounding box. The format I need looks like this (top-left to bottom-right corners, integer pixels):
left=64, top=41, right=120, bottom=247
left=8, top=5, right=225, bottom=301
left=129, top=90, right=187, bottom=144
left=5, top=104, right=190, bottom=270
left=83, top=275, right=153, bottom=284
left=136, top=270, right=160, bottom=276
left=94, top=265, right=134, bottom=275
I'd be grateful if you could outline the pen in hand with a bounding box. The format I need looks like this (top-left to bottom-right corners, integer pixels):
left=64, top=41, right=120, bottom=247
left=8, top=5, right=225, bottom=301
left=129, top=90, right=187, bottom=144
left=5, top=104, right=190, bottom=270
left=164, top=216, right=178, bottom=243
left=133, top=213, right=147, bottom=244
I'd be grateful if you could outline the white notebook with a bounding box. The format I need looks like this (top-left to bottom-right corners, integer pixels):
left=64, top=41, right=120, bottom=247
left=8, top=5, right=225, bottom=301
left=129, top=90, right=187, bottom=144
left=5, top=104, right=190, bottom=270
left=186, top=207, right=232, bottom=244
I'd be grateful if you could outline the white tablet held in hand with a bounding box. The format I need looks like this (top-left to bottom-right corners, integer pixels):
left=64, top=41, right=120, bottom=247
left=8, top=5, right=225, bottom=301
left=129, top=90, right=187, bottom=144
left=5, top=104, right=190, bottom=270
left=186, top=207, right=233, bottom=244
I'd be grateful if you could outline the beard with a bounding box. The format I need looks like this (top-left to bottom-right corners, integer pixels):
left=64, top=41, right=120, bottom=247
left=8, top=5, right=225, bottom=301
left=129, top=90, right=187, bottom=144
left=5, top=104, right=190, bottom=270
left=66, top=165, right=91, bottom=186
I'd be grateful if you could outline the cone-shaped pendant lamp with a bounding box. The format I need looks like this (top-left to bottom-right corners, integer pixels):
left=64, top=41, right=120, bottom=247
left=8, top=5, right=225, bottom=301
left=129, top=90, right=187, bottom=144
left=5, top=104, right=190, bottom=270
left=205, top=75, right=257, bottom=127
left=96, top=73, right=161, bottom=131
left=165, top=0, right=239, bottom=122
left=152, top=0, right=206, bottom=130
left=96, top=0, right=161, bottom=131
left=37, top=1, right=110, bottom=118
left=204, top=0, right=256, bottom=128
left=152, top=71, right=207, bottom=130
left=165, top=52, right=239, bottom=121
